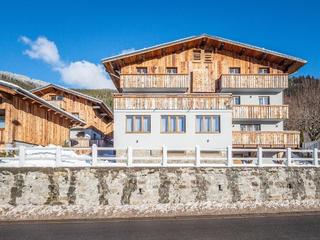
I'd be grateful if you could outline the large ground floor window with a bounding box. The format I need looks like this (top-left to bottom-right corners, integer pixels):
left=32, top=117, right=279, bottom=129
left=161, top=115, right=186, bottom=133
left=126, top=115, right=151, bottom=133
left=196, top=115, right=220, bottom=133
left=0, top=110, right=5, bottom=128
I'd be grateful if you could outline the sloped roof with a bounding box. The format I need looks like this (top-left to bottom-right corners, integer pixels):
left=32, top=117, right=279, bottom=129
left=32, top=84, right=113, bottom=119
left=101, top=34, right=307, bottom=89
left=0, top=80, right=86, bottom=125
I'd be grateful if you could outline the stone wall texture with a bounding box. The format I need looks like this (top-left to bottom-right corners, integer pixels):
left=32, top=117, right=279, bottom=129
left=1, top=167, right=320, bottom=220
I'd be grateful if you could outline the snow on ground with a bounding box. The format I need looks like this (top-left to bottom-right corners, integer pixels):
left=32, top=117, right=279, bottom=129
left=1, top=199, right=320, bottom=221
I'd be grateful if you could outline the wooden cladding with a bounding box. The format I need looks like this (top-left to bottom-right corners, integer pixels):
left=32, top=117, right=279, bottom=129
left=113, top=94, right=232, bottom=110
left=120, top=74, right=190, bottom=89
left=232, top=131, right=300, bottom=148
left=219, top=74, right=288, bottom=90
left=233, top=105, right=289, bottom=120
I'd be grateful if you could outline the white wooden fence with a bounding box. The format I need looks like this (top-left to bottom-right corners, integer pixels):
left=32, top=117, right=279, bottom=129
left=0, top=145, right=318, bottom=168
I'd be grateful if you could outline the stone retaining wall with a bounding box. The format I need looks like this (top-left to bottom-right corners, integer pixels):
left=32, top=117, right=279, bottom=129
left=0, top=167, right=320, bottom=220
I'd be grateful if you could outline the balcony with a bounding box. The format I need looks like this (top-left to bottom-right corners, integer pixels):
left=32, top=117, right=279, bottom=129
left=232, top=131, right=300, bottom=148
left=219, top=74, right=288, bottom=92
left=233, top=105, right=289, bottom=121
left=113, top=94, right=232, bottom=110
left=120, top=74, right=190, bottom=92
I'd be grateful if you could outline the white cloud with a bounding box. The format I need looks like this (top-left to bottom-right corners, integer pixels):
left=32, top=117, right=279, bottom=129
left=120, top=48, right=135, bottom=55
left=20, top=36, right=61, bottom=65
left=20, top=36, right=115, bottom=89
left=58, top=61, right=114, bottom=89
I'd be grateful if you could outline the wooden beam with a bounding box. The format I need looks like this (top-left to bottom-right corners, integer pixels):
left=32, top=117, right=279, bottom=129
left=259, top=53, right=268, bottom=61
left=218, top=42, right=224, bottom=51
left=239, top=48, right=246, bottom=56
left=283, top=61, right=295, bottom=72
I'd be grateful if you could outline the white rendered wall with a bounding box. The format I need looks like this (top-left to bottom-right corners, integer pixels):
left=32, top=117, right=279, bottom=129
left=232, top=92, right=283, bottom=105
left=114, top=110, right=232, bottom=149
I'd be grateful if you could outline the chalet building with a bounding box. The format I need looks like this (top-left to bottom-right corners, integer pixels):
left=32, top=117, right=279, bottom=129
left=102, top=34, right=306, bottom=150
left=0, top=80, right=85, bottom=147
left=32, top=84, right=113, bottom=147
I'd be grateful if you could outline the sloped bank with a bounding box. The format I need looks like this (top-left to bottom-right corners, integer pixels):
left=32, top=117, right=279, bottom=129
left=0, top=167, right=320, bottom=221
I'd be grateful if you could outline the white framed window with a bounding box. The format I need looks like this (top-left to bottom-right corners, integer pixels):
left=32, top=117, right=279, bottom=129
left=196, top=115, right=220, bottom=133
left=259, top=96, right=270, bottom=105
left=166, top=67, right=177, bottom=74
left=233, top=96, right=241, bottom=105
left=229, top=67, right=241, bottom=74
left=50, top=95, right=64, bottom=101
left=161, top=115, right=186, bottom=133
left=240, top=124, right=261, bottom=131
left=136, top=67, right=148, bottom=74
left=258, top=67, right=270, bottom=74
left=126, top=115, right=151, bottom=133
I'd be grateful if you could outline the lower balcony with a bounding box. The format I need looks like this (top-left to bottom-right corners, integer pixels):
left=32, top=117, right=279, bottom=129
left=232, top=131, right=300, bottom=148
left=233, top=105, right=289, bottom=120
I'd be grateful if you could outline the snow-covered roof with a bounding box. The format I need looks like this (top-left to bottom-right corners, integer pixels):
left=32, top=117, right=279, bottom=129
left=0, top=80, right=86, bottom=125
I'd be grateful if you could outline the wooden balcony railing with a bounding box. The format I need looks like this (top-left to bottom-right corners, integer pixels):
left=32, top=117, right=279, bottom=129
left=232, top=131, right=300, bottom=148
left=120, top=74, right=190, bottom=90
left=0, top=128, right=5, bottom=144
left=114, top=94, right=232, bottom=110
left=219, top=74, right=288, bottom=91
left=233, top=105, right=289, bottom=120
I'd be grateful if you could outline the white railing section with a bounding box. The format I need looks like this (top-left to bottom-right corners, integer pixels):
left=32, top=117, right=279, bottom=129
left=0, top=145, right=319, bottom=168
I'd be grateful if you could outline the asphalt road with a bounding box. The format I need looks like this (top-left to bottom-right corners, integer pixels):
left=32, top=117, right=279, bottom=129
left=1, top=213, right=320, bottom=240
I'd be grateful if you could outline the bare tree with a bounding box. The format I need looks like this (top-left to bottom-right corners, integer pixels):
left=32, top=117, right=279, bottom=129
left=285, top=76, right=320, bottom=142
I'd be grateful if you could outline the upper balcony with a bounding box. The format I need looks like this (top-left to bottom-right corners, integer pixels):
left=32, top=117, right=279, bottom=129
left=218, top=74, right=288, bottom=93
left=120, top=74, right=190, bottom=93
left=233, top=105, right=289, bottom=121
left=113, top=94, right=232, bottom=110
left=232, top=131, right=300, bottom=148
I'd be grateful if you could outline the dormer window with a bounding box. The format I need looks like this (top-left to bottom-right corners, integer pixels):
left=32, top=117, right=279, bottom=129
left=136, top=67, right=147, bottom=74
left=229, top=67, right=241, bottom=74
left=166, top=67, right=177, bottom=74
left=258, top=67, right=270, bottom=74
left=50, top=95, right=64, bottom=101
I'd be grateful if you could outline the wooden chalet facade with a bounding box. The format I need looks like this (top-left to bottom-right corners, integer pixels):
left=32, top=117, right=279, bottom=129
left=102, top=34, right=306, bottom=149
left=0, top=80, right=84, bottom=147
left=32, top=85, right=113, bottom=147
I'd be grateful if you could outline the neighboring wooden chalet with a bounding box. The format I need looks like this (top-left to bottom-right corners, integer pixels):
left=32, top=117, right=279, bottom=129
left=0, top=80, right=85, bottom=147
left=102, top=34, right=306, bottom=149
left=32, top=84, right=113, bottom=147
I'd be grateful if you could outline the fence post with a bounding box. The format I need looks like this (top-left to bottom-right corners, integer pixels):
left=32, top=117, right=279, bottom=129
left=162, top=145, right=167, bottom=167
left=227, top=145, right=233, bottom=167
left=18, top=145, right=25, bottom=166
left=127, top=146, right=132, bottom=167
left=92, top=144, right=98, bottom=166
left=286, top=148, right=292, bottom=167
left=257, top=147, right=263, bottom=167
left=195, top=145, right=200, bottom=167
left=55, top=146, right=62, bottom=166
left=314, top=148, right=318, bottom=167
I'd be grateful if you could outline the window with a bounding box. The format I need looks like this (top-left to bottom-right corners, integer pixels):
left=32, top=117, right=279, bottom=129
left=72, top=112, right=80, bottom=118
left=196, top=115, right=220, bottom=133
left=0, top=110, right=5, bottom=128
left=136, top=67, right=147, bottom=74
left=193, top=49, right=201, bottom=61
left=126, top=115, right=151, bottom=133
left=166, top=67, right=177, bottom=74
left=204, top=50, right=213, bottom=63
left=258, top=67, right=270, bottom=74
left=50, top=95, right=64, bottom=101
left=240, top=124, right=261, bottom=131
left=259, top=96, right=270, bottom=105
left=233, top=96, right=241, bottom=105
left=161, top=115, right=186, bottom=133
left=229, top=67, right=241, bottom=74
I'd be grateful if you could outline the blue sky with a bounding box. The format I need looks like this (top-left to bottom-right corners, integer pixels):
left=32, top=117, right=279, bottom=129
left=0, top=0, right=319, bottom=89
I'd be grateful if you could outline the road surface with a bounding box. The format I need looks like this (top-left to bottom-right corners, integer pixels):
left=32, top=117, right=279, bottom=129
left=1, top=213, right=320, bottom=240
